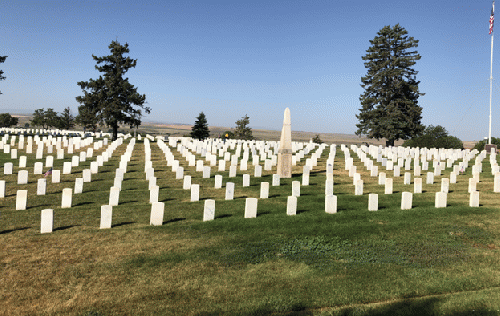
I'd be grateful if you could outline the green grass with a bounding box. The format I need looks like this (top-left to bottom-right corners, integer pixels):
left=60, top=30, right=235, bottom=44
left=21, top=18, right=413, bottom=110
left=1, top=135, right=500, bottom=315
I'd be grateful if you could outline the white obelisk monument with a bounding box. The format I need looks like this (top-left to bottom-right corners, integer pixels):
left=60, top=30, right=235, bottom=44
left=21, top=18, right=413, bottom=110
left=277, top=108, right=292, bottom=178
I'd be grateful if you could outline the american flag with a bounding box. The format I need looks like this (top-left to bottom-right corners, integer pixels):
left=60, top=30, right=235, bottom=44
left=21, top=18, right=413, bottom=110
left=43, top=167, right=53, bottom=177
left=490, top=1, right=495, bottom=35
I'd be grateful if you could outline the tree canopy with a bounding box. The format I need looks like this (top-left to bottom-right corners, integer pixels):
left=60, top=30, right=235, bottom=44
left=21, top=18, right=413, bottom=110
left=356, top=24, right=425, bottom=147
left=0, top=113, right=18, bottom=127
left=0, top=56, right=7, bottom=95
left=76, top=40, right=149, bottom=140
left=234, top=114, right=253, bottom=140
left=190, top=112, right=210, bottom=141
left=402, top=125, right=463, bottom=149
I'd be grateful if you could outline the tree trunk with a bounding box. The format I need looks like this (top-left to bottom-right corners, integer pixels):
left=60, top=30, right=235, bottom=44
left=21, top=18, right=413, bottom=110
left=386, top=139, right=395, bottom=147
left=112, top=123, right=118, bottom=141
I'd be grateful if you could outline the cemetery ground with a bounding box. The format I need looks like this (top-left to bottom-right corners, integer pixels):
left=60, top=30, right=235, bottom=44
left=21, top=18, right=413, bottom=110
left=0, top=135, right=499, bottom=315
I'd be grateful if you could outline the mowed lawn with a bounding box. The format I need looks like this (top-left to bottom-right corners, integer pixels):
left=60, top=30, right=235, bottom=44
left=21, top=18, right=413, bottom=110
left=1, top=135, right=500, bottom=316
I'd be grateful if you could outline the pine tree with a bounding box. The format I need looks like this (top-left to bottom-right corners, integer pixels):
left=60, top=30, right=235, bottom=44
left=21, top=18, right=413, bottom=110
left=57, top=107, right=75, bottom=130
left=0, top=56, right=7, bottom=95
left=31, top=108, right=47, bottom=129
left=356, top=24, right=425, bottom=147
left=234, top=114, right=253, bottom=140
left=191, top=112, right=210, bottom=140
left=76, top=40, right=149, bottom=140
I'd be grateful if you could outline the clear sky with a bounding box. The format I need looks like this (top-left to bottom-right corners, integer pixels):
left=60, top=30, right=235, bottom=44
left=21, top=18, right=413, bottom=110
left=1, top=0, right=499, bottom=141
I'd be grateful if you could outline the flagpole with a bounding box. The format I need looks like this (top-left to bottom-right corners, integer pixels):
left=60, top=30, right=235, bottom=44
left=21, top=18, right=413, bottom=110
left=489, top=1, right=495, bottom=145
left=489, top=32, right=494, bottom=145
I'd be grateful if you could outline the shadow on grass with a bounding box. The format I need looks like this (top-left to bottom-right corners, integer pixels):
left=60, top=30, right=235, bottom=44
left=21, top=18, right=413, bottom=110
left=0, top=226, right=31, bottom=234
left=297, top=209, right=308, bottom=214
left=215, top=214, right=232, bottom=219
left=163, top=217, right=186, bottom=225
left=74, top=201, right=95, bottom=207
left=54, top=225, right=78, bottom=231
left=112, top=221, right=135, bottom=228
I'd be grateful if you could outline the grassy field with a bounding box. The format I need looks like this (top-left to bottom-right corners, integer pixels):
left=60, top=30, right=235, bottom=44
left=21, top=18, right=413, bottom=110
left=1, top=135, right=499, bottom=315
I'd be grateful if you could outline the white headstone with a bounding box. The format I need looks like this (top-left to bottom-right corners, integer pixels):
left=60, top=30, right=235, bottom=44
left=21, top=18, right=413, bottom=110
left=90, top=161, right=99, bottom=174
left=218, top=160, right=226, bottom=171
left=176, top=167, right=184, bottom=179
left=325, top=195, right=337, bottom=214
left=51, top=169, right=60, bottom=183
left=71, top=155, right=79, bottom=167
left=286, top=196, right=297, bottom=216
left=33, top=162, right=43, bottom=175
left=150, top=202, right=165, bottom=226
left=325, top=179, right=334, bottom=196
left=272, top=174, right=280, bottom=186
left=441, top=178, right=449, bottom=193
left=45, top=155, right=54, bottom=168
left=404, top=172, right=411, bottom=185
left=183, top=176, right=192, bottom=190
left=426, top=172, right=434, bottom=184
left=63, top=162, right=72, bottom=174
left=100, top=205, right=113, bottom=229
left=469, top=191, right=479, bottom=207
left=355, top=180, right=363, bottom=195
left=19, top=156, right=27, bottom=168
left=401, top=192, right=413, bottom=210
left=214, top=175, right=223, bottom=189
left=260, top=182, right=269, bottom=199
left=18, top=170, right=28, bottom=185
left=378, top=172, right=386, bottom=185
left=83, top=169, right=91, bottom=183
left=450, top=172, right=457, bottom=184
left=191, top=184, right=200, bottom=202
left=244, top=198, right=258, bottom=218
left=292, top=181, right=300, bottom=197
left=16, top=190, right=28, bottom=210
left=494, top=173, right=500, bottom=193
left=150, top=185, right=159, bottom=203
left=37, top=178, right=47, bottom=195
left=243, top=174, right=250, bottom=187
left=414, top=178, right=422, bottom=194
left=148, top=177, right=157, bottom=190
left=368, top=193, right=378, bottom=211
left=0, top=180, right=4, bottom=198
left=203, top=166, right=211, bottom=179
left=203, top=199, right=216, bottom=221
left=435, top=192, right=447, bottom=208
left=254, top=165, right=262, bottom=178
left=40, top=209, right=53, bottom=234
left=109, top=186, right=120, bottom=206
left=61, top=188, right=72, bottom=208
left=229, top=165, right=237, bottom=178
left=385, top=178, right=393, bottom=194
left=74, top=178, right=84, bottom=194
left=225, top=182, right=235, bottom=200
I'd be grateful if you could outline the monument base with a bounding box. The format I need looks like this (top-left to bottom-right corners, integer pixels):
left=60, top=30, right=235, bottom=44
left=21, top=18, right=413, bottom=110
left=277, top=153, right=292, bottom=178
left=485, top=144, right=498, bottom=154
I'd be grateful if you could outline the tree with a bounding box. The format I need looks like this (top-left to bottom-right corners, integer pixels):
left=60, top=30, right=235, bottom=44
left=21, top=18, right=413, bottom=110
left=44, top=108, right=59, bottom=128
left=402, top=125, right=463, bottom=149
left=0, top=113, right=18, bottom=127
left=356, top=24, right=425, bottom=147
left=76, top=40, right=150, bottom=140
left=234, top=114, right=253, bottom=140
left=75, top=103, right=99, bottom=132
left=474, top=137, right=500, bottom=151
left=0, top=56, right=7, bottom=95
left=31, top=108, right=47, bottom=129
left=312, top=134, right=323, bottom=144
left=190, top=112, right=210, bottom=140
left=56, top=107, right=75, bottom=130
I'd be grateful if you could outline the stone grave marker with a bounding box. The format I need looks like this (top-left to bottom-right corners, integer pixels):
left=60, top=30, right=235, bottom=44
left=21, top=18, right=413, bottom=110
left=33, top=162, right=43, bottom=175
left=435, top=192, right=447, bottom=208
left=148, top=177, right=157, bottom=190
left=325, top=179, right=334, bottom=196
left=0, top=180, right=4, bottom=198
left=109, top=186, right=120, bottom=206
left=385, top=178, right=393, bottom=194
left=325, top=195, right=337, bottom=214
left=4, top=162, right=13, bottom=175
left=414, top=178, right=422, bottom=194
left=176, top=167, right=184, bottom=180
left=355, top=180, right=363, bottom=195
left=378, top=172, right=386, bottom=185
left=401, top=192, right=412, bottom=210
left=150, top=202, right=165, bottom=226
left=244, top=198, right=258, bottom=218
left=63, top=162, right=72, bottom=174
left=203, top=166, right=211, bottom=178
left=468, top=178, right=477, bottom=193
left=225, top=182, right=235, bottom=200
left=16, top=190, right=28, bottom=210
left=243, top=174, right=250, bottom=187
left=292, top=181, right=300, bottom=197
left=441, top=178, right=449, bottom=193
left=203, top=199, right=216, bottom=221
left=272, top=174, right=280, bottom=186
left=100, top=205, right=113, bottom=229
left=52, top=170, right=60, bottom=183
left=74, top=178, right=84, bottom=194
left=214, top=175, right=223, bottom=189
left=260, top=182, right=269, bottom=199
left=61, top=188, right=72, bottom=208
left=191, top=184, right=200, bottom=202
left=19, top=156, right=27, bottom=168
left=286, top=196, right=297, bottom=215
left=150, top=186, right=159, bottom=203
left=469, top=191, right=479, bottom=207
left=18, top=170, right=28, bottom=184
left=254, top=165, right=262, bottom=178
left=83, top=169, right=91, bottom=183
left=37, top=178, right=46, bottom=195
left=368, top=193, right=378, bottom=211
left=40, top=209, right=53, bottom=234
left=183, top=176, right=191, bottom=190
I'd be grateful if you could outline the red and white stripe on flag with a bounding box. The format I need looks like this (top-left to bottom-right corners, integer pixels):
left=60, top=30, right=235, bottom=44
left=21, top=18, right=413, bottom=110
left=490, top=1, right=495, bottom=35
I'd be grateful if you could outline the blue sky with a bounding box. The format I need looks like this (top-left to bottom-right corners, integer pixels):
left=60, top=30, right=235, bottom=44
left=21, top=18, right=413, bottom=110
left=1, top=0, right=499, bottom=141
